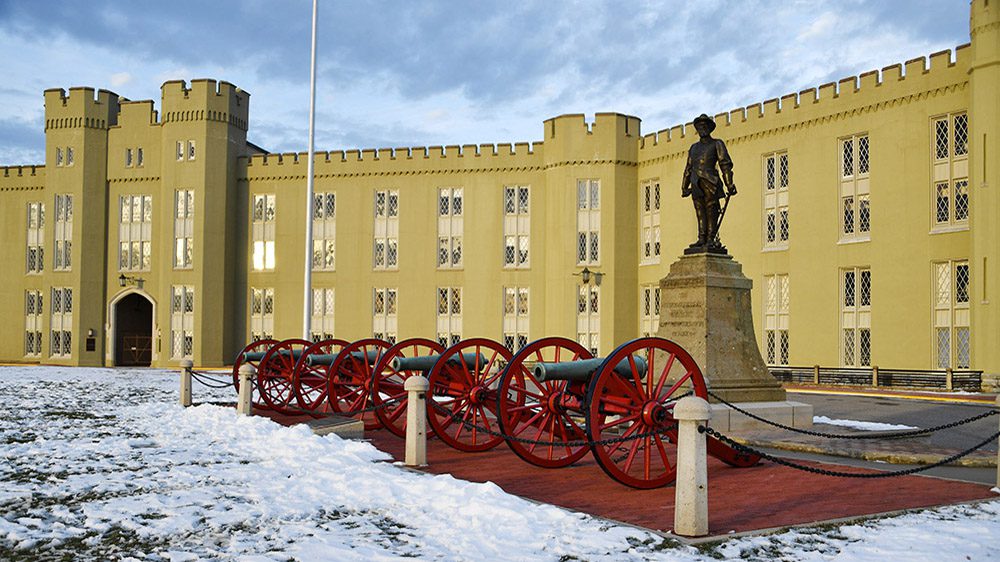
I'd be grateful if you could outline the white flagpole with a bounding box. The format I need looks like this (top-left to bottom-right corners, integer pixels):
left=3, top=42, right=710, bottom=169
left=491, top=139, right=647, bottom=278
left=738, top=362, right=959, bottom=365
left=303, top=0, right=319, bottom=340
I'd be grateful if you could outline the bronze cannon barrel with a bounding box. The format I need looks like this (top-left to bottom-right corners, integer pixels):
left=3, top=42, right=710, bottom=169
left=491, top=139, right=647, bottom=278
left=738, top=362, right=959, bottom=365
left=533, top=355, right=649, bottom=383
left=391, top=352, right=486, bottom=373
left=241, top=348, right=305, bottom=363
left=306, top=349, right=380, bottom=367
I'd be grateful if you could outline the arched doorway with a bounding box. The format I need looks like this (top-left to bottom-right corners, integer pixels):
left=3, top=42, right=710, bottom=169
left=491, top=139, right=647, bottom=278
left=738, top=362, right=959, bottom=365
left=114, top=293, right=153, bottom=366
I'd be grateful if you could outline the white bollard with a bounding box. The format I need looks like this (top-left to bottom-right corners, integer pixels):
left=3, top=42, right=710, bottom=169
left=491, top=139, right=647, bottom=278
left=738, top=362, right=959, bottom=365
left=237, top=364, right=256, bottom=416
left=404, top=375, right=430, bottom=467
left=996, top=396, right=999, bottom=489
left=179, top=359, right=194, bottom=407
left=673, top=395, right=712, bottom=537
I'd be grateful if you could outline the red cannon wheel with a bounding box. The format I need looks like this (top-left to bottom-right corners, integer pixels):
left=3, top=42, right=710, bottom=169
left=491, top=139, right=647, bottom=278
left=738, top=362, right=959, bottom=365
left=327, top=338, right=391, bottom=430
left=259, top=339, right=313, bottom=413
left=232, top=339, right=277, bottom=408
left=585, top=337, right=707, bottom=489
left=427, top=338, right=513, bottom=452
left=496, top=337, right=593, bottom=468
left=291, top=338, right=350, bottom=411
left=371, top=338, right=445, bottom=438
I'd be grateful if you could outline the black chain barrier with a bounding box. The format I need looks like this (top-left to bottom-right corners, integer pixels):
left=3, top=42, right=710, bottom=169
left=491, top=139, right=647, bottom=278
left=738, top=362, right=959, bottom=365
left=188, top=369, right=233, bottom=390
left=277, top=396, right=404, bottom=418
left=700, top=424, right=1000, bottom=478
left=706, top=389, right=999, bottom=440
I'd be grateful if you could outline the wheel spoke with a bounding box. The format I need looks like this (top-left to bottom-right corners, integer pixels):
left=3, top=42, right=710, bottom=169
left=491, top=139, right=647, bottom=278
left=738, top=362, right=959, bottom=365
left=653, top=353, right=677, bottom=398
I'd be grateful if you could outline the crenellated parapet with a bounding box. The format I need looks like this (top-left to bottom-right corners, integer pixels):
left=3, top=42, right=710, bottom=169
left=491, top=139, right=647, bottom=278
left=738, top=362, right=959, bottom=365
left=0, top=165, right=45, bottom=191
left=639, top=44, right=972, bottom=161
left=542, top=113, right=641, bottom=167
left=117, top=100, right=159, bottom=128
left=160, top=79, right=249, bottom=131
left=44, top=87, right=120, bottom=131
left=243, top=141, right=544, bottom=181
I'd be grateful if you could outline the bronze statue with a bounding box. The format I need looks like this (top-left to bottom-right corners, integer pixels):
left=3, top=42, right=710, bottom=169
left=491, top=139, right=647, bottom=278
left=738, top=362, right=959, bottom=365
left=681, top=114, right=737, bottom=254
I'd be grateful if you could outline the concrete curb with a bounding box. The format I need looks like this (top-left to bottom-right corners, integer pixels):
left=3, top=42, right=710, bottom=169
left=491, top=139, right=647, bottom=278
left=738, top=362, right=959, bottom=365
left=731, top=435, right=998, bottom=468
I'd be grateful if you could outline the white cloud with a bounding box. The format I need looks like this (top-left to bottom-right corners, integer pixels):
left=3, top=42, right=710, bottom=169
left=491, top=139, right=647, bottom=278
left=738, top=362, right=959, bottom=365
left=110, top=72, right=132, bottom=87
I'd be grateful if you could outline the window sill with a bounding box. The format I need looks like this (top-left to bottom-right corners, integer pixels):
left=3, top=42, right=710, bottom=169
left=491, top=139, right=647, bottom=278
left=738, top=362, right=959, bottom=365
left=761, top=244, right=789, bottom=253
left=837, top=236, right=871, bottom=245
left=639, top=260, right=661, bottom=267
left=929, top=224, right=969, bottom=235
left=173, top=266, right=195, bottom=271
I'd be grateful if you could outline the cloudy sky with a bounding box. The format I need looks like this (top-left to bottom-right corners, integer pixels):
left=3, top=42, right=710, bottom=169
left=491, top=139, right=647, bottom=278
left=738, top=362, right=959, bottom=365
left=0, top=1, right=972, bottom=164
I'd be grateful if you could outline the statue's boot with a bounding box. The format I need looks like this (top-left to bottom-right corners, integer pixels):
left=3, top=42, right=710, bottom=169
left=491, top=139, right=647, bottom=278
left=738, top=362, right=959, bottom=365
left=706, top=200, right=720, bottom=244
left=693, top=199, right=707, bottom=247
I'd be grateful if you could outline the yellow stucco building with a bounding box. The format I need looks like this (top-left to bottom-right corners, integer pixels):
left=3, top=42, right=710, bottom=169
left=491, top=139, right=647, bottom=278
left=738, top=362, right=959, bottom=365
left=1, top=1, right=997, bottom=389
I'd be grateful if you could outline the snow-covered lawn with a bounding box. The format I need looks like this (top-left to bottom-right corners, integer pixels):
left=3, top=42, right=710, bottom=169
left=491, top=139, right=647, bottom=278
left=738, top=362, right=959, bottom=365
left=0, top=366, right=997, bottom=561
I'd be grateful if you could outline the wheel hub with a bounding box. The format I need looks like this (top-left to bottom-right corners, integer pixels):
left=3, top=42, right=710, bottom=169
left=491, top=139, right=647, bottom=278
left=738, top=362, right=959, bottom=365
left=641, top=401, right=668, bottom=426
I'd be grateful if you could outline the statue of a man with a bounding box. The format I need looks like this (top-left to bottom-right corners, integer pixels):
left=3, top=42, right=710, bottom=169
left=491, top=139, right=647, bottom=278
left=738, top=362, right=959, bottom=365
left=681, top=114, right=737, bottom=254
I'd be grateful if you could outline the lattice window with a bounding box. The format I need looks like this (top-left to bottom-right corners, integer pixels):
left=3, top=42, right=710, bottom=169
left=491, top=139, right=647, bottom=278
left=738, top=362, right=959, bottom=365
left=502, top=287, right=529, bottom=352
left=118, top=194, right=152, bottom=272
left=170, top=285, right=194, bottom=360
left=436, top=287, right=462, bottom=346
left=25, top=202, right=44, bottom=274
left=763, top=152, right=789, bottom=248
left=640, top=179, right=661, bottom=263
left=503, top=186, right=530, bottom=268
left=174, top=190, right=194, bottom=269
left=249, top=287, right=274, bottom=342
left=50, top=287, right=72, bottom=358
left=53, top=194, right=73, bottom=271
left=577, top=285, right=600, bottom=355
left=312, top=192, right=336, bottom=270
left=310, top=288, right=335, bottom=342
left=931, top=113, right=969, bottom=229
left=251, top=194, right=276, bottom=271
left=373, top=189, right=399, bottom=270
left=639, top=284, right=661, bottom=337
left=934, top=261, right=971, bottom=368
left=841, top=267, right=871, bottom=366
left=24, top=290, right=43, bottom=357
left=576, top=179, right=600, bottom=265
left=764, top=274, right=790, bottom=365
left=840, top=135, right=870, bottom=240
left=438, top=188, right=463, bottom=268
left=372, top=288, right=398, bottom=344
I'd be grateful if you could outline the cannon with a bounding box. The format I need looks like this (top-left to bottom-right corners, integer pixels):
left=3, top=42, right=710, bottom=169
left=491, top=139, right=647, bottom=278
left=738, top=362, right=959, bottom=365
left=290, top=338, right=350, bottom=411
left=256, top=339, right=314, bottom=412
left=232, top=338, right=278, bottom=409
left=369, top=338, right=446, bottom=438
left=325, top=338, right=392, bottom=430
left=496, top=336, right=760, bottom=489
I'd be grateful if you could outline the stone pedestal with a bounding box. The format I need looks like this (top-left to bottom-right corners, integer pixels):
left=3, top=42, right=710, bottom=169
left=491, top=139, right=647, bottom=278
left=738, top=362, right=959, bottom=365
left=658, top=253, right=786, bottom=403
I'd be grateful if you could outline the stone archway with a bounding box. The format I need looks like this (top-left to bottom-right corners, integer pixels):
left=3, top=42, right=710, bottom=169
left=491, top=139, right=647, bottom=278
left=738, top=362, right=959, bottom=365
left=114, top=293, right=153, bottom=366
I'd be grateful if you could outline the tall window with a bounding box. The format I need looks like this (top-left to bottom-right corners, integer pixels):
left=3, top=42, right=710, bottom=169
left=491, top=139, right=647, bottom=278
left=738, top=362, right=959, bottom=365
left=312, top=192, right=336, bottom=270
left=436, top=287, right=462, bottom=347
left=841, top=268, right=871, bottom=367
left=501, top=185, right=530, bottom=268
left=840, top=134, right=870, bottom=241
left=174, top=190, right=194, bottom=269
left=373, top=189, right=399, bottom=270
left=639, top=284, right=661, bottom=337
left=763, top=152, right=789, bottom=248
left=503, top=287, right=529, bottom=352
left=576, top=180, right=600, bottom=264
left=53, top=194, right=72, bottom=271
left=311, top=288, right=335, bottom=342
left=176, top=140, right=196, bottom=161
left=119, top=194, right=152, bottom=271
left=170, top=285, right=194, bottom=360
left=438, top=188, right=463, bottom=268
left=931, top=113, right=969, bottom=229
left=251, top=194, right=276, bottom=271
left=125, top=148, right=133, bottom=167
left=577, top=285, right=600, bottom=355
left=934, top=261, right=971, bottom=368
left=640, top=179, right=661, bottom=263
left=26, top=202, right=44, bottom=274
left=764, top=274, right=790, bottom=365
left=249, top=287, right=274, bottom=342
left=24, top=290, right=43, bottom=357
left=372, top=287, right=398, bottom=344
left=50, top=287, right=72, bottom=358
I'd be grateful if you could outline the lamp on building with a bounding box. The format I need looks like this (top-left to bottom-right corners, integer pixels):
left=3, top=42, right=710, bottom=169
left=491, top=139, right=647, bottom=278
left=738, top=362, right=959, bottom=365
left=574, top=267, right=604, bottom=286
left=118, top=274, right=145, bottom=290
left=87, top=328, right=95, bottom=338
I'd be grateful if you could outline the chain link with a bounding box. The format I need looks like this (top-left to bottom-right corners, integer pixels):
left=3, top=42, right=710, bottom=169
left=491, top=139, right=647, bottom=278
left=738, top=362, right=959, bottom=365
left=275, top=396, right=403, bottom=418
left=706, top=389, right=999, bottom=440
left=188, top=370, right=233, bottom=390
left=701, top=425, right=1000, bottom=478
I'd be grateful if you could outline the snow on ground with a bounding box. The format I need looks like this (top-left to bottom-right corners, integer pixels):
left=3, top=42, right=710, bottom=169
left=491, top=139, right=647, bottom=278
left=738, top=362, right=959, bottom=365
left=0, top=366, right=997, bottom=561
left=813, top=416, right=919, bottom=432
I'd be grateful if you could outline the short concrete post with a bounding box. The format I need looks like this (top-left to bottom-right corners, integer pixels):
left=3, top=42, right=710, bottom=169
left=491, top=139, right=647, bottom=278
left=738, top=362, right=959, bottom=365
left=404, top=375, right=430, bottom=467
left=673, top=395, right=712, bottom=537
left=872, top=365, right=879, bottom=388
left=237, top=364, right=256, bottom=416
left=996, top=396, right=999, bottom=488
left=946, top=368, right=954, bottom=391
left=179, top=359, right=193, bottom=407
left=813, top=364, right=820, bottom=385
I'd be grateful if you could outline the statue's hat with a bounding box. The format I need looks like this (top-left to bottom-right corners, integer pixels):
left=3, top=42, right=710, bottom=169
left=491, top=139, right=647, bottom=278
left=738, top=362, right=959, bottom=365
left=693, top=113, right=716, bottom=133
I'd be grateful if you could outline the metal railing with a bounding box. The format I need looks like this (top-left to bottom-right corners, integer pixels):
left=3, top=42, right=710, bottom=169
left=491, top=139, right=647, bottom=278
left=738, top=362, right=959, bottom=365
left=768, top=365, right=983, bottom=392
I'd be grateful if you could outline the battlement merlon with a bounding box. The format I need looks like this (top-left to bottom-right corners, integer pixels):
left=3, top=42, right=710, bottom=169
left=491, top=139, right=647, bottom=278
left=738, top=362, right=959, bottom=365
left=542, top=113, right=641, bottom=164
left=116, top=100, right=159, bottom=128
left=160, top=79, right=250, bottom=127
left=43, top=87, right=120, bottom=129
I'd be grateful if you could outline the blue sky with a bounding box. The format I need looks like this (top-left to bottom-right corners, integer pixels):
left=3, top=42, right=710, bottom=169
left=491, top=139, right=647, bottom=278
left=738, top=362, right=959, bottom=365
left=0, top=1, right=972, bottom=164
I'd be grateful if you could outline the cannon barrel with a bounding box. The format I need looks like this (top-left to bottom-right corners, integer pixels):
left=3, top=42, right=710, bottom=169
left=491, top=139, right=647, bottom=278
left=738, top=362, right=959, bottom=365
left=306, top=349, right=380, bottom=366
left=533, top=355, right=649, bottom=383
left=392, top=352, right=486, bottom=373
left=241, top=348, right=305, bottom=363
